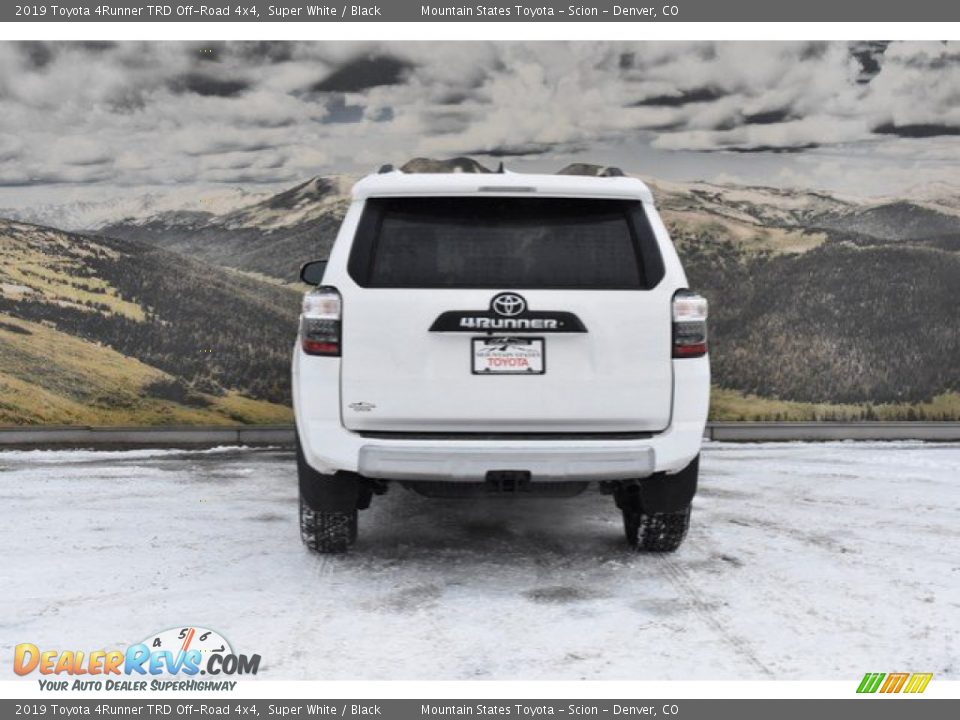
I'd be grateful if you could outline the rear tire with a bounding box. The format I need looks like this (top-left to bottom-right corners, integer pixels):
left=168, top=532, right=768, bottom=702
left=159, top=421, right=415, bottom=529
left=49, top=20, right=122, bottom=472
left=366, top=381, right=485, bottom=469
left=617, top=454, right=698, bottom=553
left=299, top=499, right=357, bottom=554
left=297, top=434, right=360, bottom=554
left=622, top=506, right=691, bottom=552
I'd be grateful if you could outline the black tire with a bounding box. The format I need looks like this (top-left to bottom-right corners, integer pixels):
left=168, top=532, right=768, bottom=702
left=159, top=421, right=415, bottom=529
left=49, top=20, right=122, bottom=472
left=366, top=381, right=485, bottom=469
left=296, top=434, right=360, bottom=554
left=299, top=499, right=357, bottom=554
left=622, top=506, right=691, bottom=553
left=618, top=454, right=698, bottom=553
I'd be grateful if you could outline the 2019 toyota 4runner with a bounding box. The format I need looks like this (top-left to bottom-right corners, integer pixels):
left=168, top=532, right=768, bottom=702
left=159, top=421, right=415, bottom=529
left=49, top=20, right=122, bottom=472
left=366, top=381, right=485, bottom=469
left=292, top=166, right=710, bottom=554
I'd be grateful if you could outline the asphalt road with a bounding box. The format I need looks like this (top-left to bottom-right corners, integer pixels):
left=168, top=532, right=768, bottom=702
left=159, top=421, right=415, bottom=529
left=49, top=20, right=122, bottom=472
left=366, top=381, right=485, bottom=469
left=1, top=442, right=958, bottom=680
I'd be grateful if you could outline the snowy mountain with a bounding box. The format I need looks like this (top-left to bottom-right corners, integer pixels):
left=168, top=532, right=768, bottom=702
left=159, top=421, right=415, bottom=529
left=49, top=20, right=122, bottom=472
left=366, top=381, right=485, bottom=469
left=812, top=201, right=960, bottom=241
left=0, top=158, right=960, bottom=417
left=646, top=178, right=860, bottom=228
left=0, top=186, right=271, bottom=233
left=899, top=180, right=960, bottom=212
left=101, top=176, right=356, bottom=281
left=95, top=163, right=960, bottom=283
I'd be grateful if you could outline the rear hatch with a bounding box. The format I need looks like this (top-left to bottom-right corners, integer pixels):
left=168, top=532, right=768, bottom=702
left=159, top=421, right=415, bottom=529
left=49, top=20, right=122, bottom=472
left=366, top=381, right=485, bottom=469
left=339, top=195, right=672, bottom=433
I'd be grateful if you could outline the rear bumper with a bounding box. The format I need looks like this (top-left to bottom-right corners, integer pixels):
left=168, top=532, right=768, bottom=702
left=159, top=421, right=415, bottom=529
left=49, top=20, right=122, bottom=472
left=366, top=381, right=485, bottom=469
left=293, top=349, right=709, bottom=482
left=358, top=445, right=655, bottom=482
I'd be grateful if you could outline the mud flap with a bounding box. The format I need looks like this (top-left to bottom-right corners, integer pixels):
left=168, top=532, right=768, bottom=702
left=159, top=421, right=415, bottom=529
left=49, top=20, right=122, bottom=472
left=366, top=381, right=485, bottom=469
left=637, top=455, right=699, bottom=514
left=296, top=433, right=361, bottom=513
left=300, top=471, right=361, bottom=513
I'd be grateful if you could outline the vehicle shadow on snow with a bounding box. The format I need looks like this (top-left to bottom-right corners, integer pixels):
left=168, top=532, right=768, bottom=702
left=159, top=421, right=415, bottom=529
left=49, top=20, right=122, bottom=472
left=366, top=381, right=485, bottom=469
left=304, top=486, right=741, bottom=635
left=348, top=485, right=639, bottom=561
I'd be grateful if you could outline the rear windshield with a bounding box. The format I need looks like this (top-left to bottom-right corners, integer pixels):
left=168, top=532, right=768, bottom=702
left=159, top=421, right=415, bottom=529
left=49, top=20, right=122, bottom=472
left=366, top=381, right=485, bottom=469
left=347, top=196, right=664, bottom=289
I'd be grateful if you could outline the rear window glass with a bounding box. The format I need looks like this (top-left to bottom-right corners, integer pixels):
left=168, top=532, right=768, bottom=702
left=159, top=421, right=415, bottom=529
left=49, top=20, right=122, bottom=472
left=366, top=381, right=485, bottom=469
left=348, top=196, right=663, bottom=289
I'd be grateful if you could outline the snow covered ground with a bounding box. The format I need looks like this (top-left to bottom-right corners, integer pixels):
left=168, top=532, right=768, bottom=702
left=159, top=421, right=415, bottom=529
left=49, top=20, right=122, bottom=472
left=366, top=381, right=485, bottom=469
left=1, top=441, right=957, bottom=681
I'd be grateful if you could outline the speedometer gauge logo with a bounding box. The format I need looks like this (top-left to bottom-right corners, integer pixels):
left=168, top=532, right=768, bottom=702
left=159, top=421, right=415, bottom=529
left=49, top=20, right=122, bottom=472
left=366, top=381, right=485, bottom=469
left=143, top=626, right=233, bottom=669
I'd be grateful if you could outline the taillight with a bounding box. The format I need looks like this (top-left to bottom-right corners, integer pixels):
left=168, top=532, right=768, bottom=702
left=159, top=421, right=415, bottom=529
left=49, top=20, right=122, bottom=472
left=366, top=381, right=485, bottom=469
left=300, top=287, right=341, bottom=356
left=672, top=290, right=708, bottom=358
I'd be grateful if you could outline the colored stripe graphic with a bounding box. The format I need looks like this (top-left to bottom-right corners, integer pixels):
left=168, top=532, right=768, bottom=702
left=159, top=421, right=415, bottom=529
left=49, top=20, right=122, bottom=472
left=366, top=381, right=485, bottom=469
left=880, top=672, right=910, bottom=693
left=904, top=673, right=933, bottom=694
left=857, top=673, right=885, bottom=693
left=857, top=672, right=932, bottom=694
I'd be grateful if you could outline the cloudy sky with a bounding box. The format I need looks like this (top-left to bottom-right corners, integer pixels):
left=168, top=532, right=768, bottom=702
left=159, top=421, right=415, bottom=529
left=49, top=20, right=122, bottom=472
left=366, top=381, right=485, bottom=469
left=1, top=40, right=958, bottom=206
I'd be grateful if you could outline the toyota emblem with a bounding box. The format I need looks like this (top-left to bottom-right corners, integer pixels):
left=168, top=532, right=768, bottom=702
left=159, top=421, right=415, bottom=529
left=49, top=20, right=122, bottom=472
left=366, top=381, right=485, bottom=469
left=491, top=292, right=527, bottom=317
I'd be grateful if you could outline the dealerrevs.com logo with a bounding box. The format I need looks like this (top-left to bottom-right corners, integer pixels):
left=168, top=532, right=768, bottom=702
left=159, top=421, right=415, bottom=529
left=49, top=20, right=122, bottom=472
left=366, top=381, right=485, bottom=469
left=14, top=626, right=260, bottom=692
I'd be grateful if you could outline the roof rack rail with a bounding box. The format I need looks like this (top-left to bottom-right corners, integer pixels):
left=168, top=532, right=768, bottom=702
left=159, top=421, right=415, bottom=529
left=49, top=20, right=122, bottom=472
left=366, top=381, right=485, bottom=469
left=378, top=164, right=395, bottom=174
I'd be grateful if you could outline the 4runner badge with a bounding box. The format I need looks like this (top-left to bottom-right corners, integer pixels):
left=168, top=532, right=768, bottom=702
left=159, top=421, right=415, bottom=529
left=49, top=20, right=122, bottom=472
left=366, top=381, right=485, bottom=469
left=429, top=294, right=588, bottom=333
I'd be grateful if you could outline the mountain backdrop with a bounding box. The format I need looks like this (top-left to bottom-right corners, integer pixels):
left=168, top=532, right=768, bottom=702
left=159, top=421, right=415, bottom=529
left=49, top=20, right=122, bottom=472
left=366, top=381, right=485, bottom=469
left=1, top=158, right=958, bottom=424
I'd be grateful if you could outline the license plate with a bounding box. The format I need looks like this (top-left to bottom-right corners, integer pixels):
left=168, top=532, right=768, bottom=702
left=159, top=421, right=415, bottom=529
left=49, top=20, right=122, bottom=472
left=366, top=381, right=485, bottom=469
left=472, top=337, right=545, bottom=375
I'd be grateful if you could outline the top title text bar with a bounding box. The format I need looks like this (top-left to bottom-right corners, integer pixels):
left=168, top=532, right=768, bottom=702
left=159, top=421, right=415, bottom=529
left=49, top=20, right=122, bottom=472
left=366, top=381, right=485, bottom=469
left=6, top=0, right=960, bottom=23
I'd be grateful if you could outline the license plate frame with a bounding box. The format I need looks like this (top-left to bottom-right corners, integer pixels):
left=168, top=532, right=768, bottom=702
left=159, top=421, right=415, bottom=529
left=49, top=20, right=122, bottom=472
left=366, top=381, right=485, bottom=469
left=471, top=336, right=546, bottom=375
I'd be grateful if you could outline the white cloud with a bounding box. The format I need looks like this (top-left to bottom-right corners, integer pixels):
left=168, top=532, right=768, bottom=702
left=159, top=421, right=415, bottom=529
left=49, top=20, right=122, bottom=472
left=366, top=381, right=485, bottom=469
left=0, top=41, right=956, bottom=197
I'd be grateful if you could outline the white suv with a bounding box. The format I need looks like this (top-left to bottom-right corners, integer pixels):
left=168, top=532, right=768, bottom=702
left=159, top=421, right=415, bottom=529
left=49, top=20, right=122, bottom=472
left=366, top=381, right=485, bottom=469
left=292, top=165, right=709, bottom=554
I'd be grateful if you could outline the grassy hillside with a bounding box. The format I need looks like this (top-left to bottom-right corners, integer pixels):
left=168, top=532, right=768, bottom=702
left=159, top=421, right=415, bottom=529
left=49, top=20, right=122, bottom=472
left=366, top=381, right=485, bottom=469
left=709, top=386, right=960, bottom=422
left=0, top=314, right=290, bottom=425
left=681, top=235, right=960, bottom=405
left=8, top=162, right=960, bottom=424
left=0, top=219, right=296, bottom=425
left=103, top=170, right=960, bottom=415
